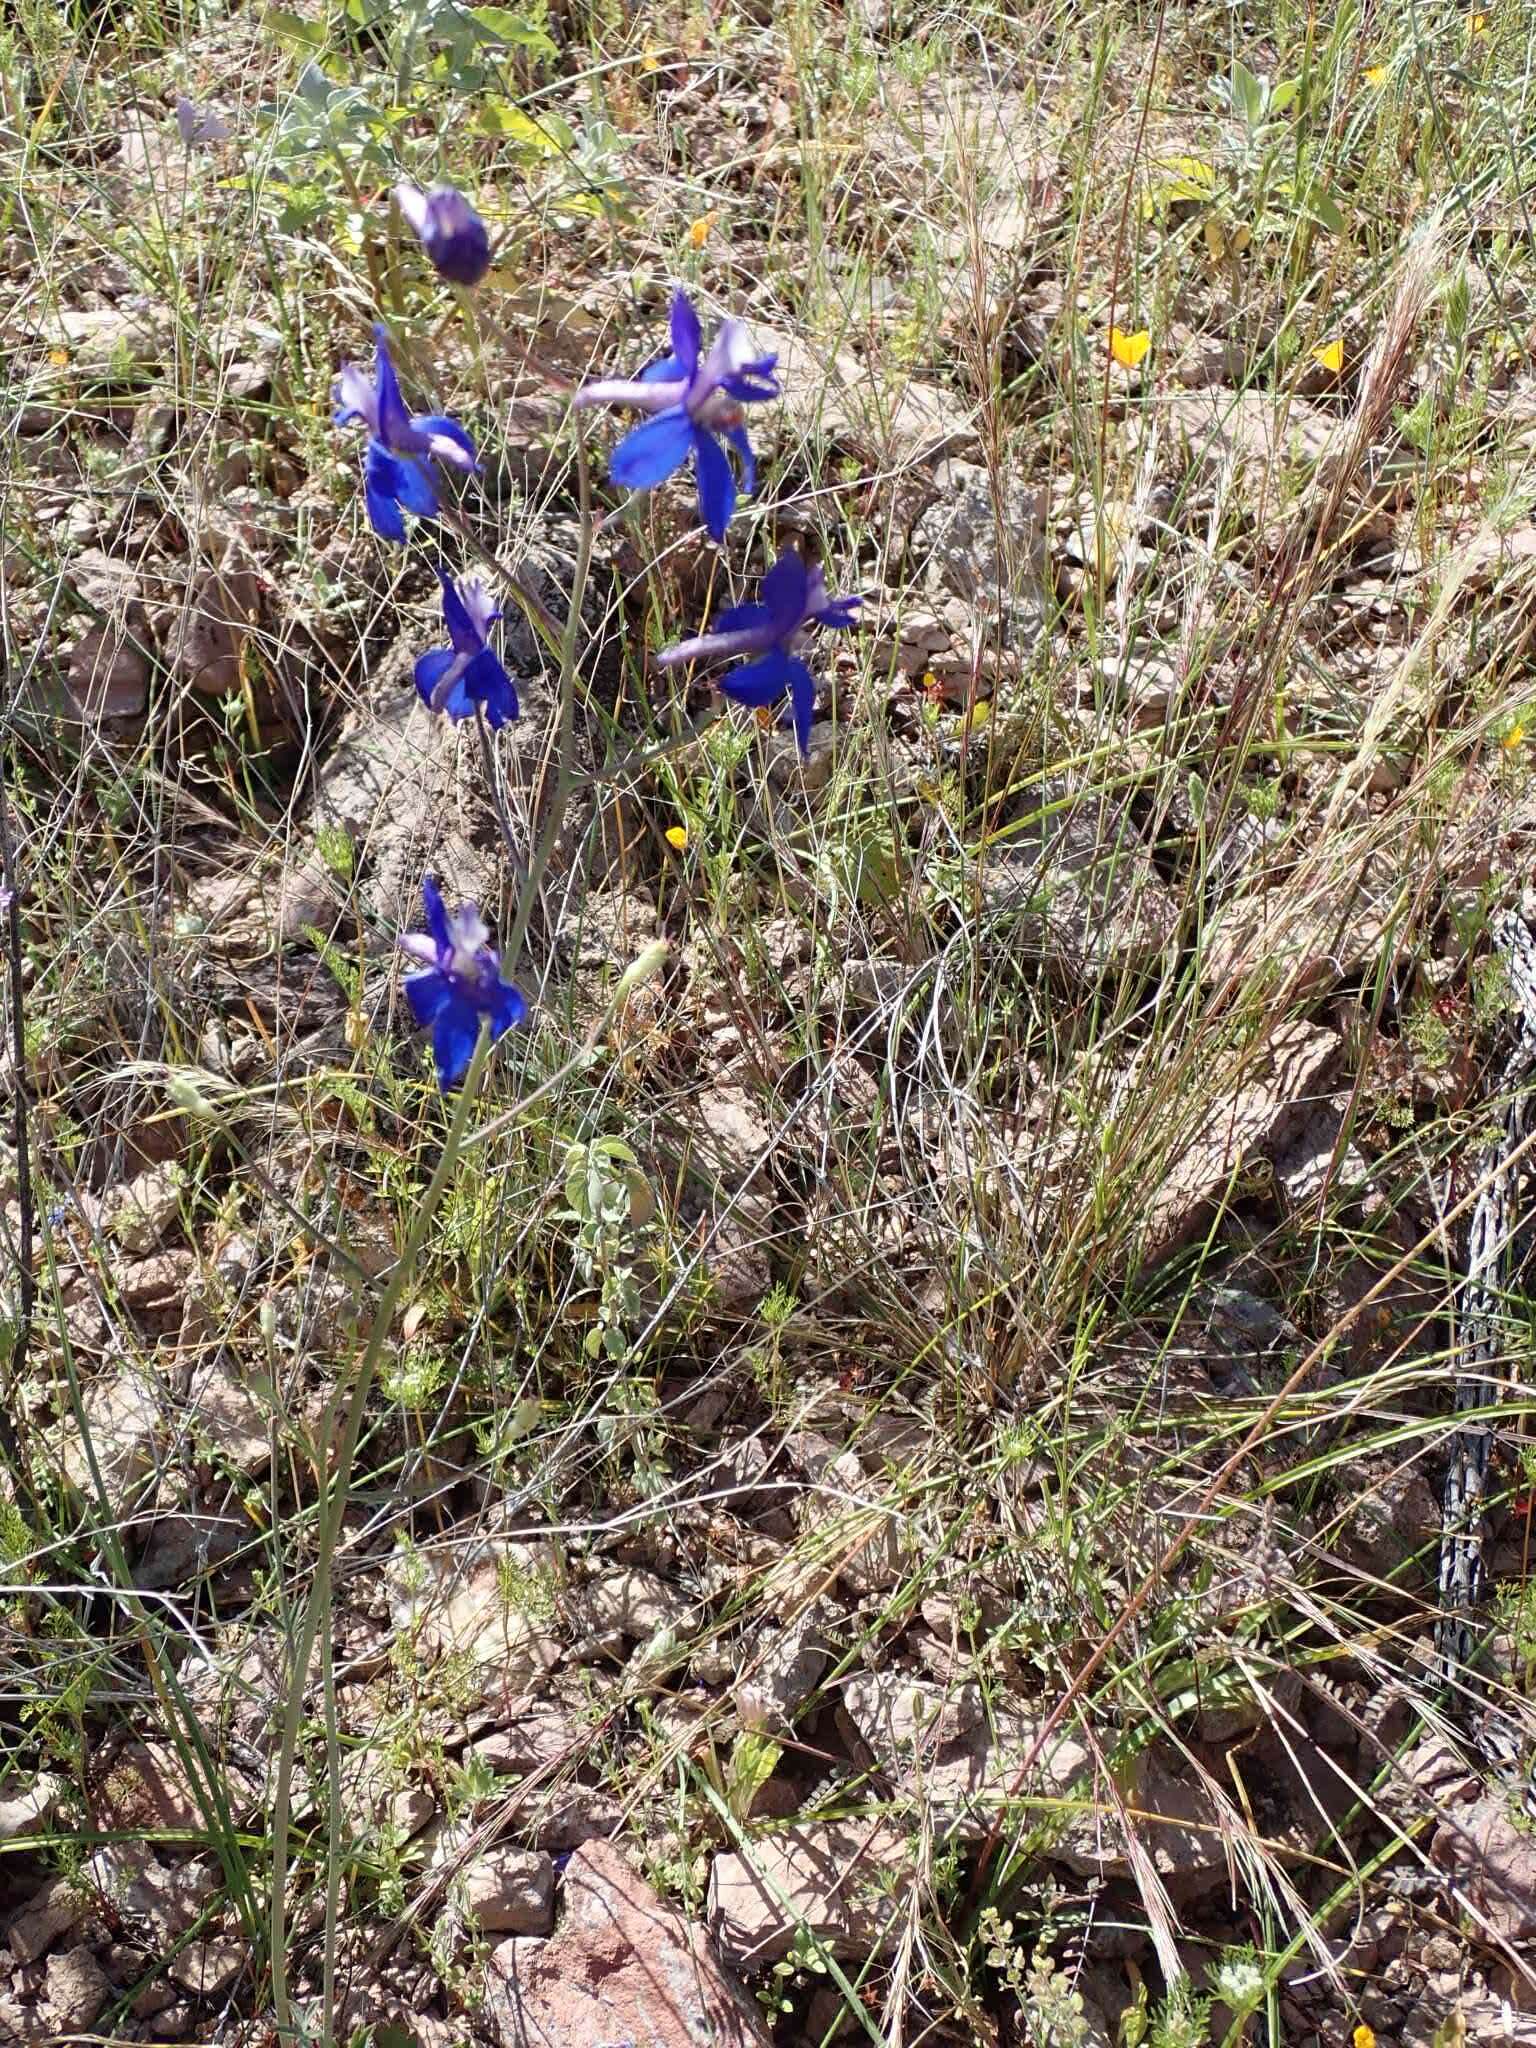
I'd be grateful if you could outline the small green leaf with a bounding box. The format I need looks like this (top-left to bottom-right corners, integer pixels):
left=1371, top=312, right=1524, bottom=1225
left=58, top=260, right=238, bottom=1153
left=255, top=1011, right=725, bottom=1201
left=264, top=6, right=328, bottom=52
left=1304, top=183, right=1345, bottom=233
left=468, top=6, right=558, bottom=56
left=1233, top=59, right=1265, bottom=124
left=475, top=99, right=568, bottom=153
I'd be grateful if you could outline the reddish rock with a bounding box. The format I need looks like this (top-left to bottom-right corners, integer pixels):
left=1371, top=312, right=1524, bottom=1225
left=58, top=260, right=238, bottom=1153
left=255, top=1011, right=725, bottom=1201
left=1433, top=1794, right=1536, bottom=1941
left=462, top=1848, right=554, bottom=1935
left=709, top=1820, right=913, bottom=1965
left=481, top=1838, right=770, bottom=2048
left=1138, top=1020, right=1339, bottom=1266
left=96, top=1741, right=203, bottom=1833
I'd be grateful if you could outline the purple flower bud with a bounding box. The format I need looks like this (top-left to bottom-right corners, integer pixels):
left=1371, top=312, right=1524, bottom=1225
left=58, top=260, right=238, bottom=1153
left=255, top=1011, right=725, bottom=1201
left=395, top=183, right=492, bottom=288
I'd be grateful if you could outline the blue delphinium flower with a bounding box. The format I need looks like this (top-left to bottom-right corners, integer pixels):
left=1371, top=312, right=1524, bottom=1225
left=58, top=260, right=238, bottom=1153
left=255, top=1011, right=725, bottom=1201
left=574, top=290, right=778, bottom=542
left=400, top=876, right=527, bottom=1090
left=175, top=95, right=231, bottom=145
left=657, top=548, right=858, bottom=756
left=394, top=183, right=492, bottom=288
left=333, top=326, right=478, bottom=542
left=414, top=573, right=519, bottom=727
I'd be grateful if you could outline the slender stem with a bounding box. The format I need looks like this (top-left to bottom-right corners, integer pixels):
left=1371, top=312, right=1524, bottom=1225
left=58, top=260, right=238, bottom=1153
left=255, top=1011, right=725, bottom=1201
left=506, top=432, right=594, bottom=977
left=473, top=701, right=528, bottom=886
left=0, top=744, right=31, bottom=1473
left=320, top=1621, right=341, bottom=2047
left=267, top=1026, right=493, bottom=2040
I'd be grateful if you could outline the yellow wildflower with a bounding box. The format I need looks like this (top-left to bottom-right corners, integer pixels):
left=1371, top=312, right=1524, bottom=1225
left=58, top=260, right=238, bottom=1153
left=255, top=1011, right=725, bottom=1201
left=1110, top=326, right=1152, bottom=369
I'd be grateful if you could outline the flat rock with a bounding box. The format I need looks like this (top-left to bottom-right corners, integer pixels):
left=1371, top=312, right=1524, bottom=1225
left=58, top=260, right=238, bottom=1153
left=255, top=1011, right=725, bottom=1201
left=41, top=302, right=171, bottom=383
left=118, top=1248, right=196, bottom=1311
left=164, top=557, right=264, bottom=697
left=686, top=1085, right=774, bottom=1192
left=760, top=324, right=977, bottom=472
left=462, top=1847, right=554, bottom=1935
left=167, top=1935, right=244, bottom=1998
left=709, top=1820, right=913, bottom=1964
left=912, top=460, right=1048, bottom=617
left=96, top=1741, right=205, bottom=1834
left=835, top=1678, right=1094, bottom=1846
left=467, top=1707, right=581, bottom=1777
left=8, top=1876, right=87, bottom=1963
left=0, top=1774, right=61, bottom=1843
left=1433, top=1793, right=1536, bottom=1941
left=1158, top=389, right=1337, bottom=490
left=484, top=1838, right=769, bottom=2048
left=734, top=1605, right=834, bottom=1732
left=837, top=1671, right=984, bottom=1753
left=98, top=1162, right=182, bottom=1254
left=977, top=790, right=1177, bottom=978
left=44, top=1945, right=110, bottom=2030
left=1202, top=849, right=1401, bottom=999
left=1138, top=1019, right=1340, bottom=1267
left=828, top=1673, right=1228, bottom=1889
left=580, top=1566, right=696, bottom=1641
left=186, top=1358, right=270, bottom=1474
left=308, top=688, right=496, bottom=935
left=385, top=1541, right=561, bottom=1710
left=1335, top=1451, right=1439, bottom=1582
left=56, top=552, right=152, bottom=724
left=135, top=1509, right=246, bottom=1589
left=54, top=1365, right=164, bottom=1508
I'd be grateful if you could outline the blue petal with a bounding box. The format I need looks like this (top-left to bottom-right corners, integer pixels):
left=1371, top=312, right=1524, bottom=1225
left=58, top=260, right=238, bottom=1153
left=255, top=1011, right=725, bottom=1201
left=414, top=647, right=459, bottom=712
left=787, top=661, right=816, bottom=758
left=405, top=966, right=452, bottom=1028
left=366, top=442, right=438, bottom=532
left=719, top=647, right=802, bottom=709
left=488, top=979, right=528, bottom=1035
left=438, top=573, right=483, bottom=658
left=761, top=551, right=810, bottom=637
left=392, top=454, right=440, bottom=517
left=723, top=421, right=757, bottom=497
left=421, top=875, right=452, bottom=956
left=413, top=413, right=479, bottom=470
left=713, top=601, right=774, bottom=635
left=363, top=449, right=408, bottom=542
left=720, top=355, right=779, bottom=403
left=669, top=291, right=702, bottom=379
left=432, top=997, right=483, bottom=1089
left=638, top=353, right=686, bottom=385
left=372, top=326, right=414, bottom=448
left=721, top=651, right=815, bottom=753
left=462, top=646, right=519, bottom=727
left=609, top=407, right=693, bottom=490
left=693, top=426, right=735, bottom=541
left=815, top=596, right=861, bottom=629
